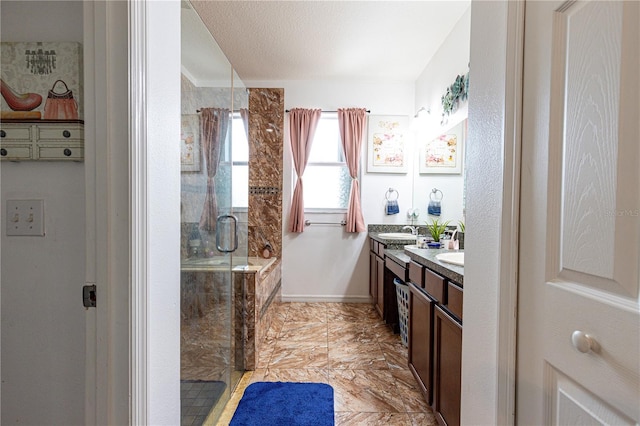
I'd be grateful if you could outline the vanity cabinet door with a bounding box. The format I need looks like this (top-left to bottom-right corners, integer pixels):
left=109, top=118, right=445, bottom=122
left=433, top=305, right=462, bottom=426
left=375, top=255, right=384, bottom=317
left=408, top=282, right=433, bottom=405
left=369, top=251, right=377, bottom=304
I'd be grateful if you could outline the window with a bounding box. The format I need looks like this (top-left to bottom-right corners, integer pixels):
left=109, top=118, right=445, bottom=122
left=231, top=115, right=248, bottom=208
left=303, top=115, right=351, bottom=210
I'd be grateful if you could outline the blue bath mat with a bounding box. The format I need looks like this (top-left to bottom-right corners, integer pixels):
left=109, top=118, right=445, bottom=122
left=230, top=382, right=334, bottom=426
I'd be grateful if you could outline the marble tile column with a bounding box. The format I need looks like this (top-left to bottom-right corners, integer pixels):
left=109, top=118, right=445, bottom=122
left=247, top=88, right=284, bottom=260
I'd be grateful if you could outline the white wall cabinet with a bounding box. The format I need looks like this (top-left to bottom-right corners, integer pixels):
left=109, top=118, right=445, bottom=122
left=0, top=120, right=84, bottom=161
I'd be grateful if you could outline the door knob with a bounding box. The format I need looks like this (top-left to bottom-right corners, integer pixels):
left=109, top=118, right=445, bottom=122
left=571, top=330, right=596, bottom=354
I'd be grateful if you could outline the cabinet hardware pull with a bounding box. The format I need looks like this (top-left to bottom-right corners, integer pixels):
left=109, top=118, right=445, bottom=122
left=63, top=148, right=72, bottom=157
left=63, top=130, right=71, bottom=138
left=1, top=148, right=7, bottom=156
left=0, top=130, right=6, bottom=138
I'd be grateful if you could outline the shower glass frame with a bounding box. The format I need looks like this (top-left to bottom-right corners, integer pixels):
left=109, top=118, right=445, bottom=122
left=180, top=3, right=249, bottom=424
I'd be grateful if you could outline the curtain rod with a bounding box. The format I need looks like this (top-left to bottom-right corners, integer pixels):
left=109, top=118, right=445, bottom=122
left=285, top=109, right=370, bottom=113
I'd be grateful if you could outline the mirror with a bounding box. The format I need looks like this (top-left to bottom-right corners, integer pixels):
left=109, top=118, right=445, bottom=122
left=409, top=6, right=470, bottom=231
left=411, top=109, right=467, bottom=230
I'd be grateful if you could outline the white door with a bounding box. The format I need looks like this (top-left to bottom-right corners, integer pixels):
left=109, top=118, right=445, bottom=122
left=518, top=1, right=639, bottom=424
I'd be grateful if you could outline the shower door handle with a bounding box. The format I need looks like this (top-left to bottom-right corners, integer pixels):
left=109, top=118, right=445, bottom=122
left=216, top=214, right=238, bottom=253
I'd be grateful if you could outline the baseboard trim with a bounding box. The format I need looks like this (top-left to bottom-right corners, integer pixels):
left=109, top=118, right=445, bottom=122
left=281, top=295, right=373, bottom=303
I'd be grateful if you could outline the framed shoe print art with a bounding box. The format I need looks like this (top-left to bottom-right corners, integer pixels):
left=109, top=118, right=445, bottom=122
left=0, top=42, right=84, bottom=161
left=1, top=42, right=83, bottom=120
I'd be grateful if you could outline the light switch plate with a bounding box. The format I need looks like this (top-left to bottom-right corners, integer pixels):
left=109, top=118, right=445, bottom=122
left=6, top=199, right=45, bottom=236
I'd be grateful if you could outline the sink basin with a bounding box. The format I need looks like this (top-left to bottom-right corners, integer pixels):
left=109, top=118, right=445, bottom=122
left=378, top=232, right=416, bottom=239
left=436, top=252, right=464, bottom=266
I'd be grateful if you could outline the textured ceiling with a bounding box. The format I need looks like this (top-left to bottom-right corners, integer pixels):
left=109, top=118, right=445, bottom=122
left=188, top=0, right=470, bottom=82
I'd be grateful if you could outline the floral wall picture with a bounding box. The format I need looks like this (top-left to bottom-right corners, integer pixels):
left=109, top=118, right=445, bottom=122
left=180, top=114, right=200, bottom=172
left=420, top=118, right=466, bottom=174
left=367, top=115, right=409, bottom=173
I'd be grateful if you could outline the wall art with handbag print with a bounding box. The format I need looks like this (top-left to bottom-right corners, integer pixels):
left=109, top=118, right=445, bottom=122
left=0, top=42, right=83, bottom=121
left=0, top=42, right=84, bottom=161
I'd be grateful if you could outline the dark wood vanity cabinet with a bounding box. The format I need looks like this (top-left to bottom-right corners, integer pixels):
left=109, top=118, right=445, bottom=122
left=369, top=240, right=386, bottom=317
left=375, top=255, right=384, bottom=316
left=407, top=260, right=463, bottom=426
left=433, top=305, right=462, bottom=426
left=408, top=282, right=434, bottom=404
left=369, top=250, right=378, bottom=306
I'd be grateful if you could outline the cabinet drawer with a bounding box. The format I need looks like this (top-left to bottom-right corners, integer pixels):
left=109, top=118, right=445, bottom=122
left=37, top=145, right=83, bottom=160
left=386, top=257, right=407, bottom=281
left=409, top=261, right=424, bottom=287
left=425, top=268, right=445, bottom=302
left=446, top=282, right=463, bottom=322
left=376, top=241, right=386, bottom=257
left=0, top=126, right=32, bottom=140
left=38, top=125, right=83, bottom=140
left=0, top=143, right=32, bottom=160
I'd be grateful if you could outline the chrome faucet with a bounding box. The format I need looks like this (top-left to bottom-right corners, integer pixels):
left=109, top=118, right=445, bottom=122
left=401, top=225, right=418, bottom=236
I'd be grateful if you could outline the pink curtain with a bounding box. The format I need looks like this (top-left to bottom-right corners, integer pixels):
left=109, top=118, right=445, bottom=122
left=288, top=108, right=321, bottom=232
left=199, top=108, right=230, bottom=232
left=338, top=108, right=367, bottom=233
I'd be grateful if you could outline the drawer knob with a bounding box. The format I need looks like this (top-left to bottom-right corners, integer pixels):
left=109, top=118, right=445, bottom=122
left=1, top=148, right=7, bottom=156
left=64, top=148, right=72, bottom=157
left=571, top=330, right=597, bottom=354
left=63, top=130, right=71, bottom=138
left=0, top=130, right=5, bottom=138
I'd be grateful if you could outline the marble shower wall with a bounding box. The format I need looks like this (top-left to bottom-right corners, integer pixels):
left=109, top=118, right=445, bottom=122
left=247, top=88, right=284, bottom=259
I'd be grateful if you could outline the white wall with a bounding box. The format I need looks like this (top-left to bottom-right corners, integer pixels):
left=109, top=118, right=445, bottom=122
left=413, top=6, right=471, bottom=226
left=146, top=2, right=182, bottom=424
left=461, top=1, right=515, bottom=424
left=0, top=2, right=86, bottom=425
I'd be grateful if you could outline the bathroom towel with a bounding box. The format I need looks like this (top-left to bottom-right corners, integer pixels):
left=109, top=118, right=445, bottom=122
left=428, top=200, right=441, bottom=216
left=386, top=199, right=400, bottom=215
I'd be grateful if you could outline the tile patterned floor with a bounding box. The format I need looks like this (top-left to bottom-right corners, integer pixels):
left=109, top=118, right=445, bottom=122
left=220, top=302, right=438, bottom=426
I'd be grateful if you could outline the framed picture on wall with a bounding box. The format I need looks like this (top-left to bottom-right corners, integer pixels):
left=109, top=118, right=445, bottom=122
left=419, top=118, right=466, bottom=174
left=180, top=114, right=201, bottom=172
left=366, top=115, right=409, bottom=173
left=1, top=42, right=83, bottom=121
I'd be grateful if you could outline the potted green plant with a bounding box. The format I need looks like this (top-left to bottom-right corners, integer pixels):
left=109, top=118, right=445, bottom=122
left=425, top=219, right=450, bottom=247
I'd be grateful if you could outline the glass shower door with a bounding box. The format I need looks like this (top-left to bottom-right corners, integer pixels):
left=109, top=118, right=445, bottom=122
left=180, top=3, right=248, bottom=425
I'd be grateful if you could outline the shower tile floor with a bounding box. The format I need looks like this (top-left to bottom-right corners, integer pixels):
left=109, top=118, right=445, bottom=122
left=180, top=380, right=226, bottom=426
left=181, top=271, right=236, bottom=426
left=219, top=302, right=438, bottom=426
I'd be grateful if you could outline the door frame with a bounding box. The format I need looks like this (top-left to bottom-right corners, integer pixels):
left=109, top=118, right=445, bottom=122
left=87, top=0, right=527, bottom=423
left=84, top=1, right=131, bottom=425
left=128, top=0, right=182, bottom=424
left=86, top=1, right=181, bottom=425
left=497, top=1, right=525, bottom=424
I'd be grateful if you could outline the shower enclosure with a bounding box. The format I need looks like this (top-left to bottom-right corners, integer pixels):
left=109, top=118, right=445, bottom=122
left=180, top=3, right=249, bottom=424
